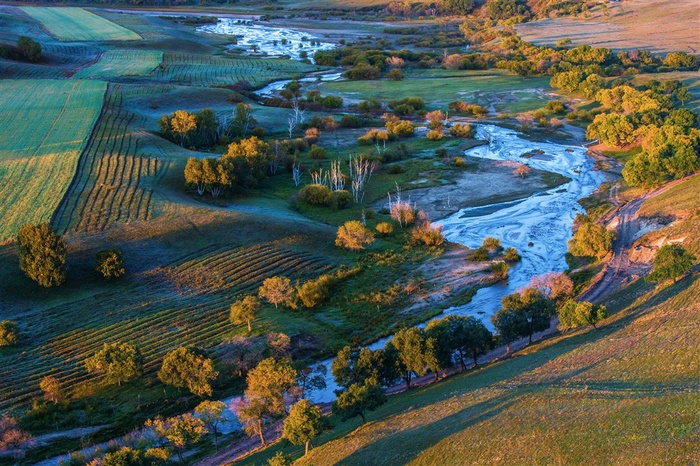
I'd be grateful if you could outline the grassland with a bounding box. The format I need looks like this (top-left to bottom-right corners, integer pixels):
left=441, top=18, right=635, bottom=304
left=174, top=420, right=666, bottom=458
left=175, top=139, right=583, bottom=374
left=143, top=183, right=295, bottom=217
left=316, top=70, right=551, bottom=114
left=516, top=0, right=699, bottom=53
left=152, top=53, right=320, bottom=88
left=73, top=50, right=163, bottom=79
left=20, top=7, right=141, bottom=42
left=0, top=79, right=106, bottom=242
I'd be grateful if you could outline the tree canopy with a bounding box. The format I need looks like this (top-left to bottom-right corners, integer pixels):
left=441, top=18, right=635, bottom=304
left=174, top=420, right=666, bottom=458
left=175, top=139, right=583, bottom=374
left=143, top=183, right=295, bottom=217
left=158, top=346, right=218, bottom=396
left=647, top=244, right=696, bottom=282
left=283, top=399, right=327, bottom=456
left=85, top=342, right=143, bottom=386
left=230, top=296, right=262, bottom=332
left=17, top=223, right=66, bottom=288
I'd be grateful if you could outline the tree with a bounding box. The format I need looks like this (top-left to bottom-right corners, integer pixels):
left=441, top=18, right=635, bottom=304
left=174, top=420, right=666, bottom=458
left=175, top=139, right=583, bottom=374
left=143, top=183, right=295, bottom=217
left=100, top=446, right=168, bottom=466
left=230, top=296, right=261, bottom=332
left=95, top=249, right=125, bottom=279
left=331, top=346, right=399, bottom=390
left=195, top=400, right=227, bottom=451
left=388, top=327, right=431, bottom=388
left=296, top=364, right=327, bottom=400
left=230, top=103, right=257, bottom=138
left=0, top=415, right=33, bottom=458
left=85, top=342, right=143, bottom=386
left=17, top=36, right=41, bottom=62
left=146, top=414, right=207, bottom=463
left=335, top=221, right=375, bottom=251
left=426, top=315, right=493, bottom=370
left=513, top=163, right=531, bottom=178
left=158, top=346, right=218, bottom=397
left=39, top=376, right=63, bottom=404
left=17, top=223, right=66, bottom=288
left=258, top=276, right=295, bottom=309
left=442, top=0, right=474, bottom=14
left=267, top=452, right=292, bottom=466
left=647, top=244, right=695, bottom=282
left=0, top=321, right=19, bottom=347
left=170, top=110, right=197, bottom=147
left=674, top=87, right=692, bottom=106
left=492, top=288, right=555, bottom=349
left=530, top=272, right=574, bottom=303
left=234, top=358, right=297, bottom=446
left=332, top=382, right=386, bottom=423
left=283, top=399, right=327, bottom=456
left=568, top=222, right=615, bottom=260
left=558, top=300, right=607, bottom=330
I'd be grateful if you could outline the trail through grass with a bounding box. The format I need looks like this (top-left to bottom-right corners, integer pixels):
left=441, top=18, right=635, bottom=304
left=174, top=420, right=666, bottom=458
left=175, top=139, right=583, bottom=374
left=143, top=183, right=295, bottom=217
left=0, top=79, right=106, bottom=241
left=73, top=50, right=163, bottom=79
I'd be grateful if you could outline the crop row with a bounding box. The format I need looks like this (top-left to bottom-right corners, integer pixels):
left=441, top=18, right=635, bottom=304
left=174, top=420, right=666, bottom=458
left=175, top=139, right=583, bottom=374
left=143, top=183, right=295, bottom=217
left=53, top=84, right=166, bottom=234
left=73, top=49, right=163, bottom=79
left=0, top=79, right=106, bottom=241
left=20, top=7, right=141, bottom=42
left=152, top=52, right=317, bottom=87
left=0, top=244, right=331, bottom=410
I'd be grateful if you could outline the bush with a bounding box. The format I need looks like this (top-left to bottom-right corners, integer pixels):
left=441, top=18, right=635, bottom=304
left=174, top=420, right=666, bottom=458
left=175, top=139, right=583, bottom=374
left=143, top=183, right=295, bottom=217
left=468, top=247, right=489, bottom=261
left=482, top=237, right=503, bottom=252
left=0, top=321, right=20, bottom=347
left=568, top=222, right=614, bottom=260
left=387, top=68, right=403, bottom=80
left=411, top=222, right=445, bottom=246
left=304, top=128, right=320, bottom=144
left=426, top=129, right=444, bottom=141
left=385, top=120, right=415, bottom=137
left=321, top=95, right=344, bottom=108
left=308, top=145, right=327, bottom=159
left=17, top=36, right=41, bottom=62
left=17, top=223, right=66, bottom=288
left=375, top=222, right=394, bottom=236
left=95, top=249, right=125, bottom=280
left=345, top=65, right=381, bottom=80
left=336, top=221, right=375, bottom=251
left=326, top=190, right=353, bottom=210
left=390, top=201, right=417, bottom=227
left=299, top=184, right=331, bottom=205
left=449, top=123, right=475, bottom=138
left=489, top=261, right=509, bottom=280
left=558, top=300, right=607, bottom=330
left=647, top=244, right=695, bottom=282
left=340, top=115, right=363, bottom=128
left=504, top=247, right=521, bottom=262
left=297, top=274, right=336, bottom=308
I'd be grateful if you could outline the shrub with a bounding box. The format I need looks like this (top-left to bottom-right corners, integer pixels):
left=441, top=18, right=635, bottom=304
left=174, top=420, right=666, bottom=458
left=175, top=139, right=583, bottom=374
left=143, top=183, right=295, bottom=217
left=299, top=184, right=331, bottom=205
left=411, top=222, right=445, bottom=246
left=489, top=261, right=509, bottom=280
left=358, top=99, right=383, bottom=114
left=504, top=247, right=521, bottom=262
left=304, top=128, right=320, bottom=144
left=95, top=249, right=125, bottom=279
left=297, top=274, right=336, bottom=308
left=308, top=145, right=327, bottom=159
left=647, top=244, right=695, bottom=282
left=453, top=157, right=468, bottom=167
left=385, top=120, right=415, bottom=137
left=468, top=247, right=489, bottom=261
left=327, top=190, right=353, bottom=210
left=0, top=321, right=20, bottom=347
left=547, top=100, right=566, bottom=114
left=390, top=201, right=417, bottom=227
left=336, top=221, right=375, bottom=251
left=340, top=115, right=363, bottom=128
left=17, top=36, right=41, bottom=62
left=482, top=237, right=503, bottom=252
left=375, top=222, right=394, bottom=236
left=252, top=127, right=266, bottom=138
left=426, top=129, right=444, bottom=141
left=321, top=95, right=344, bottom=108
left=387, top=68, right=403, bottom=80
left=568, top=222, right=614, bottom=259
left=449, top=123, right=475, bottom=138
left=345, top=65, right=380, bottom=80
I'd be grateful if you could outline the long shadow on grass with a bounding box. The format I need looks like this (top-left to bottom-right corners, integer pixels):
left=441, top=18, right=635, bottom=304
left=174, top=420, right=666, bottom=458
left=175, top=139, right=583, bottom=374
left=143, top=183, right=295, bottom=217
left=326, top=274, right=700, bottom=464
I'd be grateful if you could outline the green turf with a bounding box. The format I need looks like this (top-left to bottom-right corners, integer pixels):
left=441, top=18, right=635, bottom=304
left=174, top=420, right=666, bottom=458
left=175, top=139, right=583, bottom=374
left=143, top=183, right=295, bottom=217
left=20, top=7, right=141, bottom=42
left=0, top=79, right=106, bottom=241
left=73, top=50, right=163, bottom=79
left=316, top=70, right=551, bottom=113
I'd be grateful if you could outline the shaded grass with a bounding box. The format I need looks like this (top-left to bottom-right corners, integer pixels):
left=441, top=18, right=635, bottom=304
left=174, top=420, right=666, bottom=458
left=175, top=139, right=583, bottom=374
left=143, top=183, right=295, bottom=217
left=73, top=49, right=163, bottom=79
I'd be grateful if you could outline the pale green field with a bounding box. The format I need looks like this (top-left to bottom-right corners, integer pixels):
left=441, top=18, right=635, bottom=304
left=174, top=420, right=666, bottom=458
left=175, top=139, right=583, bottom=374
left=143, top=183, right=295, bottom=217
left=0, top=80, right=106, bottom=241
left=73, top=49, right=163, bottom=79
left=20, top=7, right=141, bottom=41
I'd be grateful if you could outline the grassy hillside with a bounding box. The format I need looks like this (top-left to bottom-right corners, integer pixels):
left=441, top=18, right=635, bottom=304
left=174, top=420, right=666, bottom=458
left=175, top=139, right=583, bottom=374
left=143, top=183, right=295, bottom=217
left=73, top=49, right=163, bottom=79
left=243, top=176, right=700, bottom=465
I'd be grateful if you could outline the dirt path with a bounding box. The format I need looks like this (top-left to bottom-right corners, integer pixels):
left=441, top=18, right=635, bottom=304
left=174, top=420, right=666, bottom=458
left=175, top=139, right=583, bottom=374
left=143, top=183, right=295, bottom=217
left=578, top=179, right=684, bottom=303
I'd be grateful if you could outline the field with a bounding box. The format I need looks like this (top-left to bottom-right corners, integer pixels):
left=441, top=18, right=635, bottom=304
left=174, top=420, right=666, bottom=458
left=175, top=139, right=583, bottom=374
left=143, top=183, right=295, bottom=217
left=316, top=70, right=551, bottom=114
left=20, top=7, right=141, bottom=42
left=0, top=79, right=106, bottom=241
left=52, top=84, right=170, bottom=234
left=152, top=53, right=320, bottom=88
left=73, top=50, right=163, bottom=79
left=516, top=0, right=699, bottom=53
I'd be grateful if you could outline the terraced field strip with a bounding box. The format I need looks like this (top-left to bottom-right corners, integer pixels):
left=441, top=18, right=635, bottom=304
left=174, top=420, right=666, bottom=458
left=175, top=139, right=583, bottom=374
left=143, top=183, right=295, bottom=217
left=20, top=7, right=141, bottom=41
left=152, top=52, right=318, bottom=88
left=0, top=243, right=332, bottom=410
left=73, top=50, right=163, bottom=79
left=53, top=84, right=167, bottom=234
left=0, top=79, right=106, bottom=241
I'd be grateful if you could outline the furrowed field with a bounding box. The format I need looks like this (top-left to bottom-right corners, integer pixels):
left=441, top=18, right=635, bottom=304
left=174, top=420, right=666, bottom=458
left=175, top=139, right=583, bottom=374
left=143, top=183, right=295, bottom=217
left=73, top=49, right=163, bottom=79
left=0, top=79, right=106, bottom=241
left=20, top=7, right=141, bottom=42
left=152, top=53, right=320, bottom=87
